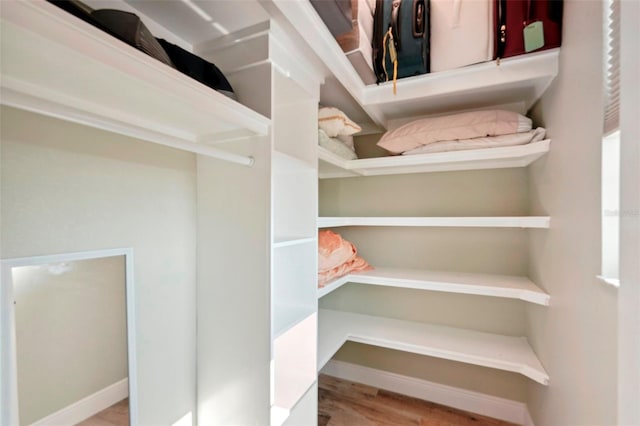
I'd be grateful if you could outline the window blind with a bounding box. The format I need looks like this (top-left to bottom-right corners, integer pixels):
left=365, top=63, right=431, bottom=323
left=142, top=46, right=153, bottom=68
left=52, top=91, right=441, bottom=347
left=603, top=0, right=620, bottom=135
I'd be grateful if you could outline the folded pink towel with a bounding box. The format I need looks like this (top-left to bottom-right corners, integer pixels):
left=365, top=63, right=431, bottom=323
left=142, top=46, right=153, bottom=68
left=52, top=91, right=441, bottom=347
left=318, top=229, right=356, bottom=272
left=318, top=230, right=372, bottom=287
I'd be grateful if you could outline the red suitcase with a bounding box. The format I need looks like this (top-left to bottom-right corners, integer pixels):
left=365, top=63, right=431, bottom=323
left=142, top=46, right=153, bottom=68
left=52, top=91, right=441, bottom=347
left=495, top=0, right=563, bottom=60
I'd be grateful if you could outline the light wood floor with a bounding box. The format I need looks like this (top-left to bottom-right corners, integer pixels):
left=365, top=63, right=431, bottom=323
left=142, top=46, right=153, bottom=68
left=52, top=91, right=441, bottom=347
left=76, top=398, right=129, bottom=426
left=318, top=374, right=518, bottom=426
left=72, top=378, right=516, bottom=426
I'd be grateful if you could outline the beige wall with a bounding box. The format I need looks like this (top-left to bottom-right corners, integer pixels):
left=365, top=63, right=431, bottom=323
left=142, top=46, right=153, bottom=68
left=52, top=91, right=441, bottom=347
left=13, top=256, right=127, bottom=425
left=1, top=106, right=197, bottom=425
left=527, top=0, right=618, bottom=424
left=319, top=168, right=533, bottom=401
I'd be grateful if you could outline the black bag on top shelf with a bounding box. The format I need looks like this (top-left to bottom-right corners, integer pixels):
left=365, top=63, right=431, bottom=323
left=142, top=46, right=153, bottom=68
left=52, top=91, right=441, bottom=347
left=90, top=9, right=175, bottom=68
left=156, top=39, right=236, bottom=101
left=47, top=1, right=175, bottom=68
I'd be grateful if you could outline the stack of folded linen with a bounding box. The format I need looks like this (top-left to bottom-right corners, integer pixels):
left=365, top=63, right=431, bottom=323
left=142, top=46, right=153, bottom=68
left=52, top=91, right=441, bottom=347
left=376, top=109, right=547, bottom=155
left=318, top=229, right=372, bottom=287
left=318, top=107, right=362, bottom=160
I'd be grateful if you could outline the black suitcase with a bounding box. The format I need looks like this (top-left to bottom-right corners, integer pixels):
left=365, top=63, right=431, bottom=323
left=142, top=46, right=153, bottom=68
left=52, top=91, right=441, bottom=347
left=90, top=9, right=175, bottom=68
left=156, top=39, right=237, bottom=101
left=48, top=1, right=175, bottom=69
left=373, top=0, right=429, bottom=89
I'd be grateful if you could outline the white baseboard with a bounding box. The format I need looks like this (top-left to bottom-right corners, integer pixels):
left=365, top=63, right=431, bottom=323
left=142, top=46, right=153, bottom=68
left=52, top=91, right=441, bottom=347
left=30, top=378, right=128, bottom=426
left=321, top=360, right=533, bottom=426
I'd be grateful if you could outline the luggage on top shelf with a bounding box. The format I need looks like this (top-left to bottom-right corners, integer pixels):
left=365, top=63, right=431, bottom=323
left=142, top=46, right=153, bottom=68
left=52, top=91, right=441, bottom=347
left=48, top=0, right=174, bottom=68
left=373, top=0, right=430, bottom=87
left=90, top=9, right=175, bottom=68
left=47, top=0, right=236, bottom=100
left=495, top=0, right=563, bottom=60
left=311, top=0, right=562, bottom=88
left=157, top=39, right=237, bottom=100
left=430, top=0, right=494, bottom=72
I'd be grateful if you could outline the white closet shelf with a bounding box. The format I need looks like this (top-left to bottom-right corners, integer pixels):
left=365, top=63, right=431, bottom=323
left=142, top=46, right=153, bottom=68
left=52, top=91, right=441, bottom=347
left=318, top=309, right=550, bottom=385
left=319, top=140, right=551, bottom=178
left=317, top=216, right=551, bottom=228
left=317, top=267, right=550, bottom=306
left=0, top=1, right=270, bottom=162
left=273, top=236, right=316, bottom=248
left=268, top=0, right=559, bottom=127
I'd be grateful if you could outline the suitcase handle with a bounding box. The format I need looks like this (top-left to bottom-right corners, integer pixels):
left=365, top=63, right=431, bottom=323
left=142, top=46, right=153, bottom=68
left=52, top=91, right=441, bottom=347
left=412, top=0, right=426, bottom=37
left=390, top=0, right=402, bottom=51
left=391, top=0, right=426, bottom=46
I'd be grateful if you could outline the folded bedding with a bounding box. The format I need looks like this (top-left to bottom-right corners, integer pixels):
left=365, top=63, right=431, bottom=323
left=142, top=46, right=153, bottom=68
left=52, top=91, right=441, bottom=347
left=318, top=230, right=372, bottom=287
left=402, top=127, right=547, bottom=155
left=318, top=106, right=362, bottom=137
left=318, top=129, right=358, bottom=160
left=378, top=110, right=532, bottom=154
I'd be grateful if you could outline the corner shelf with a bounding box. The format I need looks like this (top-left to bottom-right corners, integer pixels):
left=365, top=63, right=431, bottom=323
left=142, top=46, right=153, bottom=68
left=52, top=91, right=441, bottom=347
left=317, top=216, right=551, bottom=229
left=319, top=140, right=551, bottom=178
left=268, top=0, right=559, bottom=127
left=318, top=309, right=549, bottom=385
left=317, top=267, right=550, bottom=306
left=0, top=0, right=270, bottom=161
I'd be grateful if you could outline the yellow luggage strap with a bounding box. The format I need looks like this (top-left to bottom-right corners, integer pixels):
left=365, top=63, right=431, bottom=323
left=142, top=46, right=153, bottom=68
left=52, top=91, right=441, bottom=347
left=382, top=27, right=398, bottom=95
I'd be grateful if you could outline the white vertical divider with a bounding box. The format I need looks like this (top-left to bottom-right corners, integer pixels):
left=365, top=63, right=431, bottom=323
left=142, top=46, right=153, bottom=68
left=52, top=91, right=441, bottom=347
left=270, top=65, right=320, bottom=425
left=196, top=134, right=272, bottom=426
left=195, top=21, right=322, bottom=426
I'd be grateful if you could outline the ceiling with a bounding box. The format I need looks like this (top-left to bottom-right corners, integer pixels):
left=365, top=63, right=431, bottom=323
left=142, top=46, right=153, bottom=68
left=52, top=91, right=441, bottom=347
left=123, top=0, right=270, bottom=45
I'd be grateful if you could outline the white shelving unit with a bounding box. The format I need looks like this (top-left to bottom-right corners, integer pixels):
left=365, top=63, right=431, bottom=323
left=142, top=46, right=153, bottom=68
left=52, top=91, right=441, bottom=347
left=0, top=1, right=270, bottom=162
left=268, top=56, right=320, bottom=425
left=318, top=216, right=551, bottom=229
left=318, top=309, right=550, bottom=385
left=317, top=267, right=550, bottom=306
left=0, top=0, right=557, bottom=423
left=201, top=28, right=322, bottom=423
left=319, top=140, right=551, bottom=178
left=266, top=0, right=559, bottom=128
left=1, top=4, right=320, bottom=423
left=292, top=0, right=558, bottom=395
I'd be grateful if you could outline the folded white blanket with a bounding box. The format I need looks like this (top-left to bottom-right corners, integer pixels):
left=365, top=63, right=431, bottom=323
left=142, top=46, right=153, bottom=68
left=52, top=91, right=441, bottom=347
left=402, top=127, right=546, bottom=155
left=318, top=129, right=358, bottom=160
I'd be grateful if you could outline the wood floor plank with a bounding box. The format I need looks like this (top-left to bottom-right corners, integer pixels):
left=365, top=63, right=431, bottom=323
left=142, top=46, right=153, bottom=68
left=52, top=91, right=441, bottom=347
left=373, top=389, right=436, bottom=419
left=320, top=386, right=420, bottom=426
left=76, top=398, right=129, bottom=426
left=319, top=374, right=379, bottom=397
left=319, top=374, right=518, bottom=426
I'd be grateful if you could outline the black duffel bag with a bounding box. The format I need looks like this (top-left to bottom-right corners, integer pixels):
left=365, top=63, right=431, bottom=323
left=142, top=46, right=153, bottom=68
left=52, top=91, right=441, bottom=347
left=90, top=9, right=175, bottom=68
left=48, top=1, right=175, bottom=68
left=156, top=39, right=236, bottom=101
left=48, top=1, right=236, bottom=100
